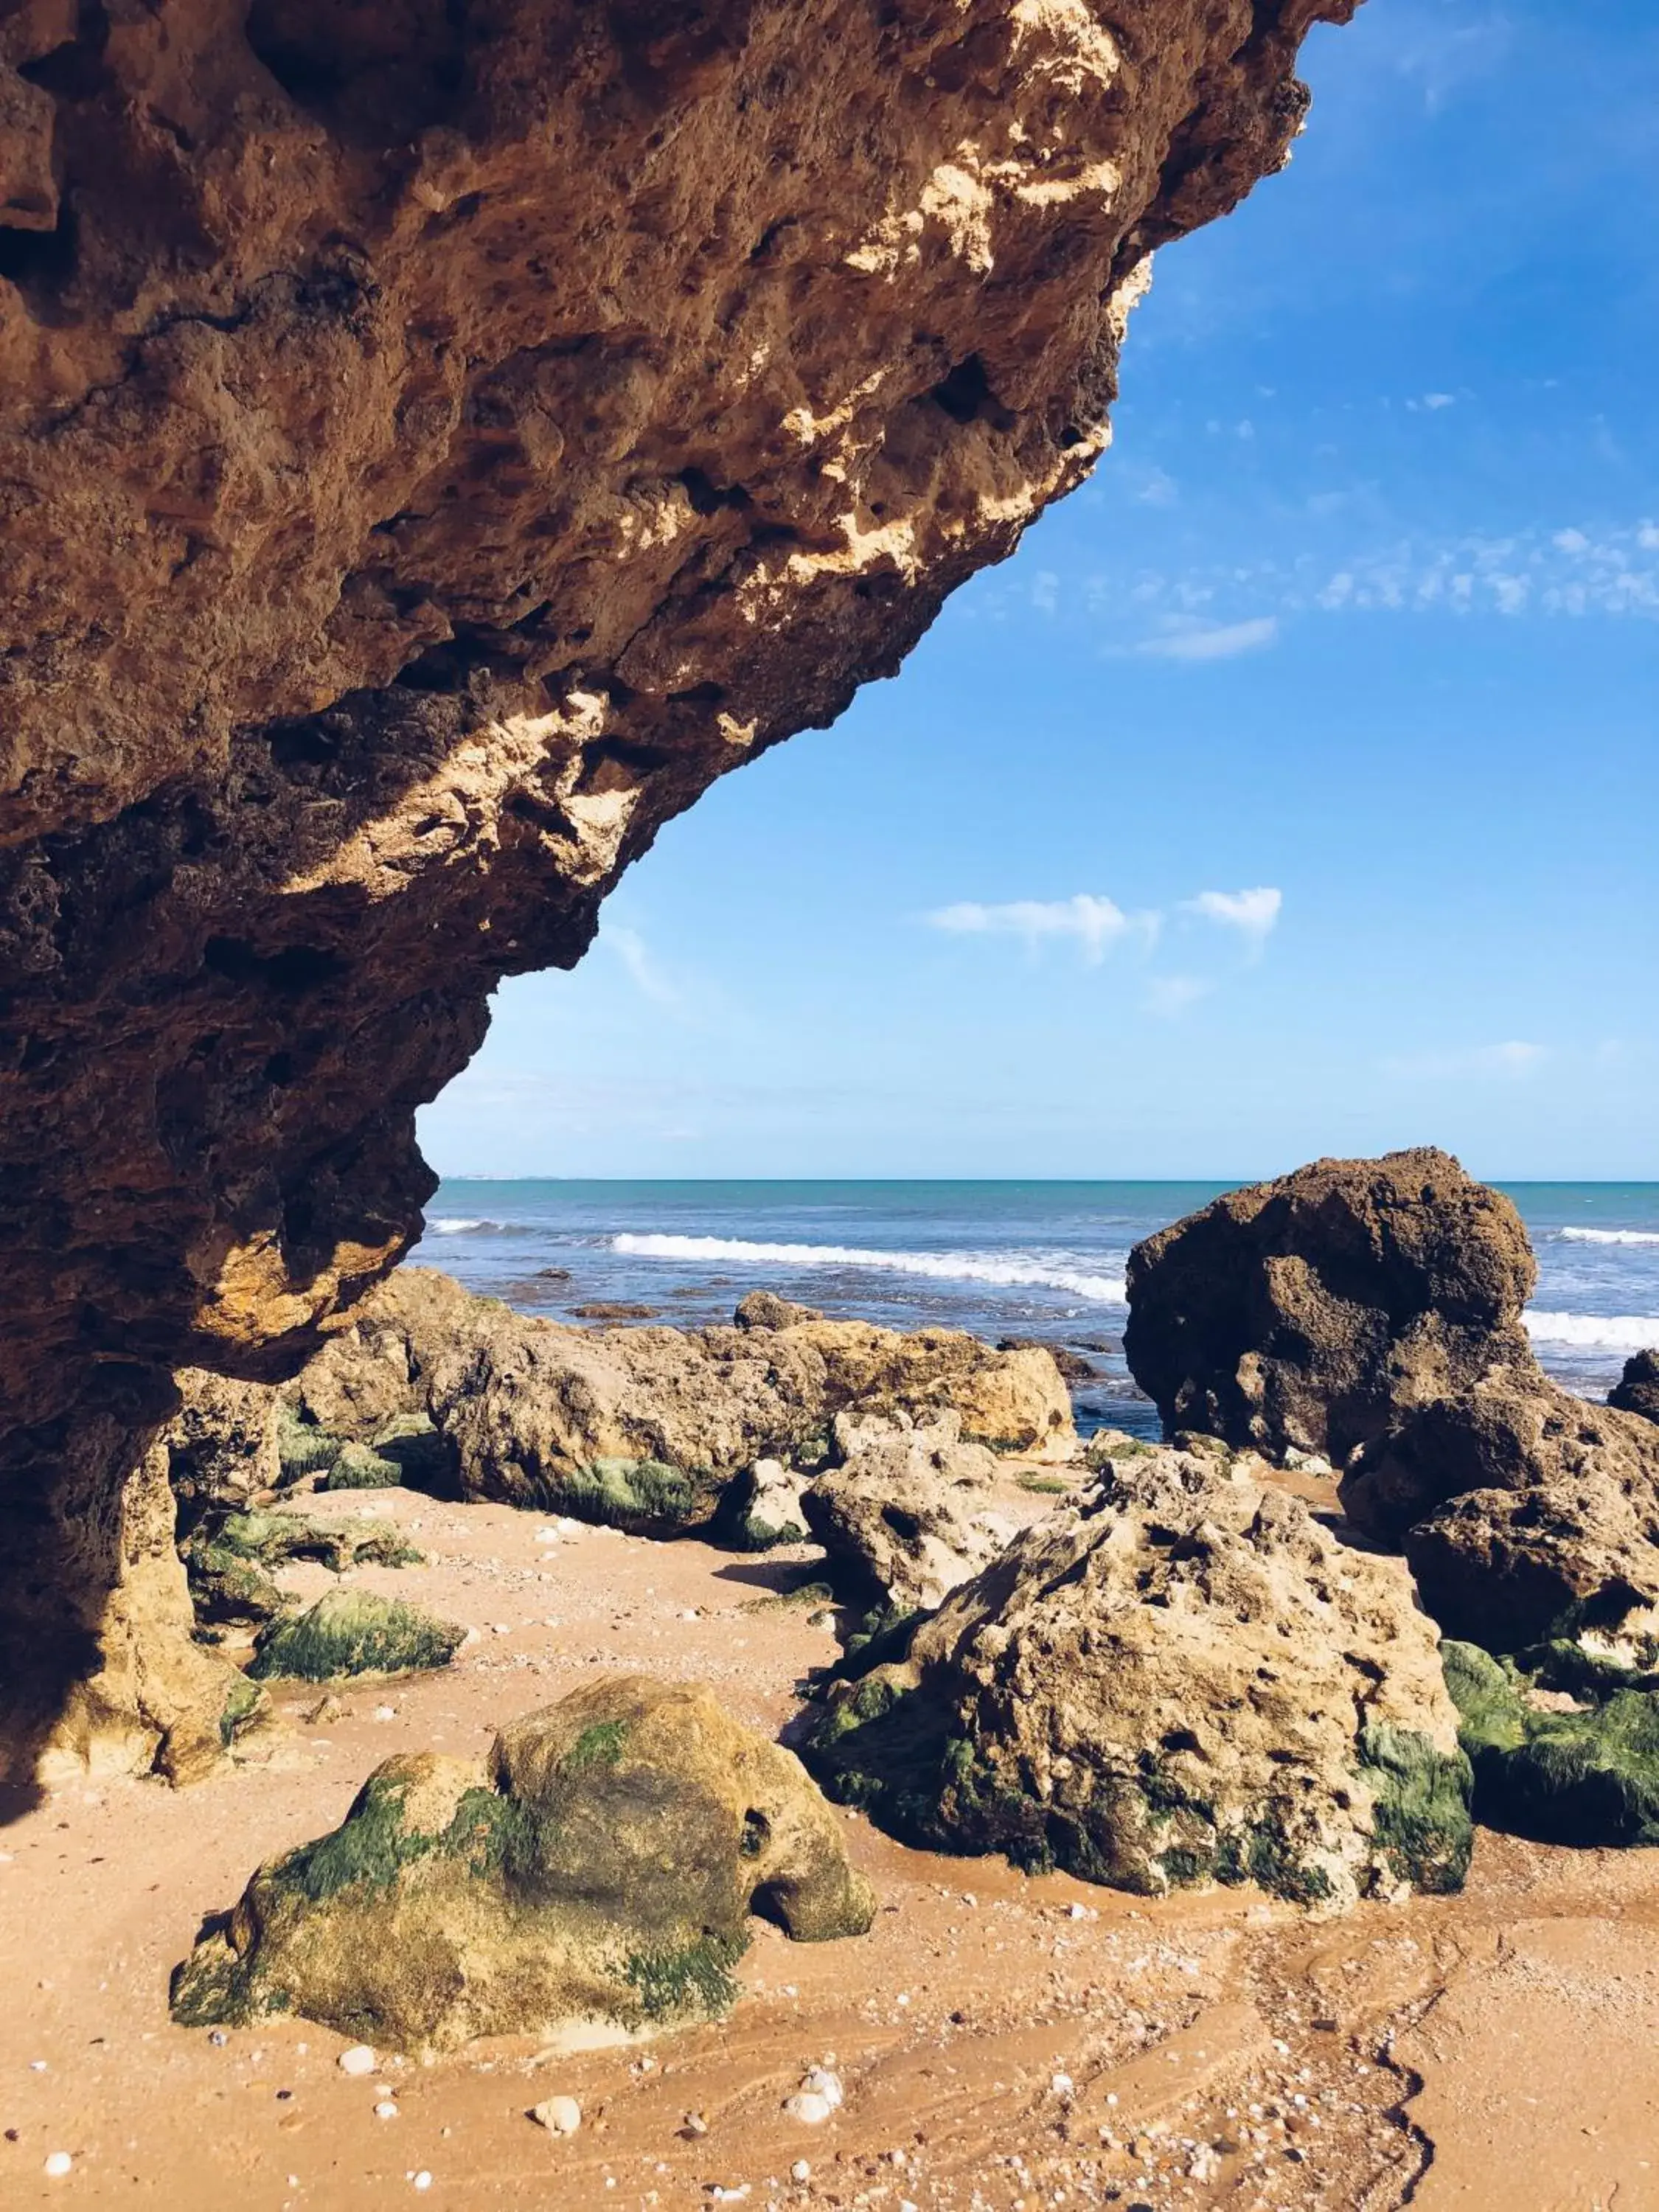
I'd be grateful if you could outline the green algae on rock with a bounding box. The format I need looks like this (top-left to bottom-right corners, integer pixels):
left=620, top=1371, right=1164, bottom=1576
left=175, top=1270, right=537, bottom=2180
left=170, top=1677, right=875, bottom=2051
left=804, top=1443, right=1472, bottom=1910
left=246, top=1590, right=465, bottom=1682
left=184, top=1511, right=423, bottom=1633
left=1443, top=1639, right=1659, bottom=1848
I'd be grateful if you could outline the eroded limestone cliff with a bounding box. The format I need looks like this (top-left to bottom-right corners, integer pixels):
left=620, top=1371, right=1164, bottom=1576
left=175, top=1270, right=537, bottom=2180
left=0, top=0, right=1358, bottom=1778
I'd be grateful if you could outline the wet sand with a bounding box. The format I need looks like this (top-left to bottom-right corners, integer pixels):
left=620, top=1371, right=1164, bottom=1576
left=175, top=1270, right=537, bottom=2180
left=4, top=1481, right=1658, bottom=2211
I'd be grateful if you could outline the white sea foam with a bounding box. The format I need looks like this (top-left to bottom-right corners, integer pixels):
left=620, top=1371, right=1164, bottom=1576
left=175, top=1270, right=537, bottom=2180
left=1556, top=1227, right=1659, bottom=1246
left=1523, top=1309, right=1659, bottom=1352
left=610, top=1233, right=1128, bottom=1306
left=430, top=1217, right=496, bottom=1234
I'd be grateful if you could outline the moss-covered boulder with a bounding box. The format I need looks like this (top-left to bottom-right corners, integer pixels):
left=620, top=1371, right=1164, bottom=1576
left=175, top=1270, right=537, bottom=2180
left=184, top=1511, right=423, bottom=1632
left=1443, top=1639, right=1659, bottom=1846
left=246, top=1590, right=465, bottom=1681
left=322, top=1439, right=403, bottom=1490
left=170, top=1676, right=876, bottom=2051
left=804, top=1441, right=1472, bottom=1910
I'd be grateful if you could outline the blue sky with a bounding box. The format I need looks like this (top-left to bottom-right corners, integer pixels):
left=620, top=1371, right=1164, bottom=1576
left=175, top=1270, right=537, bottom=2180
left=420, top=0, right=1659, bottom=1182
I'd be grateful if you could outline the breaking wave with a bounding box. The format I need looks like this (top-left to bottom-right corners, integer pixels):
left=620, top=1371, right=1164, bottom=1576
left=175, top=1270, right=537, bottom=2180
left=1555, top=1227, right=1659, bottom=1246
left=1523, top=1309, right=1659, bottom=1352
left=429, top=1217, right=501, bottom=1235
left=611, top=1232, right=1127, bottom=1305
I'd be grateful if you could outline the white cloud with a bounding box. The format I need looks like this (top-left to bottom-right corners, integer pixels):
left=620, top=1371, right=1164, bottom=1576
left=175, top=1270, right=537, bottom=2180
left=926, top=894, right=1154, bottom=964
left=1030, top=568, right=1059, bottom=616
left=1422, top=392, right=1456, bottom=410
left=1136, top=616, right=1280, bottom=662
left=1145, top=974, right=1212, bottom=1019
left=1381, top=1040, right=1550, bottom=1082
left=602, top=924, right=684, bottom=1012
left=1184, top=887, right=1283, bottom=947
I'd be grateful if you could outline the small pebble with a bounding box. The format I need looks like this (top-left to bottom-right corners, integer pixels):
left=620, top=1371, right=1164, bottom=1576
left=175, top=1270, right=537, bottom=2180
left=530, top=2095, right=581, bottom=2136
left=375, top=2101, right=400, bottom=2120
left=782, top=2092, right=835, bottom=2126
left=338, top=2045, right=378, bottom=2076
left=412, top=2174, right=433, bottom=2192
left=790, top=2161, right=811, bottom=2183
left=44, top=2152, right=73, bottom=2179
left=374, top=1705, right=397, bottom=1722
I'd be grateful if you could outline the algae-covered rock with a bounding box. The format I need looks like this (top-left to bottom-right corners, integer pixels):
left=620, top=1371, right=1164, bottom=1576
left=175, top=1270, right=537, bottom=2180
left=805, top=1444, right=1472, bottom=1910
left=714, top=1459, right=811, bottom=1552
left=246, top=1590, right=464, bottom=1682
left=324, top=1440, right=404, bottom=1491
left=170, top=1676, right=875, bottom=2051
left=1443, top=1639, right=1659, bottom=1847
left=184, top=1511, right=423, bottom=1633
left=801, top=1412, right=1017, bottom=1613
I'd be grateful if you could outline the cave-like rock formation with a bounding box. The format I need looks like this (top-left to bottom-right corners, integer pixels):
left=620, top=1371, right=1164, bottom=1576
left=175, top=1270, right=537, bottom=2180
left=0, top=0, right=1358, bottom=1781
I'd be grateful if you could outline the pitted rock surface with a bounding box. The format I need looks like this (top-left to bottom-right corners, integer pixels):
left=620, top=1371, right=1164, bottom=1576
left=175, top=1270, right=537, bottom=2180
left=806, top=1439, right=1472, bottom=1910
left=0, top=0, right=1359, bottom=1775
left=295, top=1267, right=1071, bottom=1528
left=1124, top=1147, right=1537, bottom=1460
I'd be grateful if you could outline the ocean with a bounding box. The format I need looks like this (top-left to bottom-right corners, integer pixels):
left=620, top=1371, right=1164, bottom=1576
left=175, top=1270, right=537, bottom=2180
left=411, top=1180, right=1659, bottom=1443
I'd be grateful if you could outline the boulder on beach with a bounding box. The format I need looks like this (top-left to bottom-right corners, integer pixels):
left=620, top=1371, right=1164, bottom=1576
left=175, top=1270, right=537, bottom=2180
left=1123, top=1147, right=1537, bottom=1461
left=246, top=1590, right=465, bottom=1681
left=171, top=1677, right=875, bottom=2051
left=284, top=1268, right=1071, bottom=1534
left=1611, top=1349, right=1659, bottom=1427
left=1340, top=1377, right=1659, bottom=1650
left=800, top=1411, right=1017, bottom=1615
left=805, top=1439, right=1472, bottom=1911
left=163, top=1370, right=282, bottom=1521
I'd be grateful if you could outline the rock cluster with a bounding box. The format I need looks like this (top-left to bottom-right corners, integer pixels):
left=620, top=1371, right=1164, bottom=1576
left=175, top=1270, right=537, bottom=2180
left=1128, top=1150, right=1659, bottom=1655
left=291, top=1269, right=1071, bottom=1531
left=805, top=1439, right=1472, bottom=1910
left=173, top=1676, right=874, bottom=2051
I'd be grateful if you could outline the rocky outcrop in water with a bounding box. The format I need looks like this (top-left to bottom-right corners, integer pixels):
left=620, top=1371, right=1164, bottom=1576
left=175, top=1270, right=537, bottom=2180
left=0, top=0, right=1361, bottom=1781
left=806, top=1437, right=1472, bottom=1910
left=1124, top=1148, right=1537, bottom=1461
left=172, top=1675, right=874, bottom=2050
left=1611, top=1350, right=1659, bottom=1427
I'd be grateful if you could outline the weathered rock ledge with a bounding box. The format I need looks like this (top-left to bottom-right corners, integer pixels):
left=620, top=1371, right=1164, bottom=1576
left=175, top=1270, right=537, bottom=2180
left=0, top=0, right=1358, bottom=1778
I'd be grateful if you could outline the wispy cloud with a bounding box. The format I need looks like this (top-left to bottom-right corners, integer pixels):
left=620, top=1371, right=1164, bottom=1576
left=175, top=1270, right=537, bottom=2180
left=1145, top=974, right=1212, bottom=1019
left=1135, top=616, right=1280, bottom=662
left=1183, top=887, right=1283, bottom=948
left=926, top=894, right=1156, bottom=964
left=1381, top=1040, right=1550, bottom=1082
left=606, top=920, right=690, bottom=1013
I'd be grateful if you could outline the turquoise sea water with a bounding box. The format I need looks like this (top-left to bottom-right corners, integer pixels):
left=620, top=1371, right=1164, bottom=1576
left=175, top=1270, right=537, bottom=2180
left=413, top=1180, right=1659, bottom=1441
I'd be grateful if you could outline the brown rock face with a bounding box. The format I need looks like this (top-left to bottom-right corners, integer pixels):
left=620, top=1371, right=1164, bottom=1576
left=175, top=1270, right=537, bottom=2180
left=1123, top=1148, right=1537, bottom=1460
left=296, top=1266, right=1071, bottom=1524
left=1341, top=1379, right=1659, bottom=1650
left=1610, top=1351, right=1659, bottom=1428
left=0, top=0, right=1358, bottom=1774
